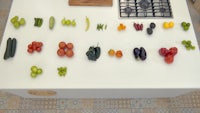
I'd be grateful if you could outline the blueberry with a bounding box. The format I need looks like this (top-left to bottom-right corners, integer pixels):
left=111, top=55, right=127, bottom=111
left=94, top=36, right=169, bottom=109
left=147, top=28, right=153, bottom=35
left=139, top=47, right=147, bottom=61
left=133, top=48, right=140, bottom=59
left=150, top=22, right=156, bottom=29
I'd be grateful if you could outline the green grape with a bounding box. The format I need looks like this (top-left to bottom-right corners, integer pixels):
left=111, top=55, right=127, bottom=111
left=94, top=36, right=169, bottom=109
left=19, top=18, right=26, bottom=25
left=186, top=47, right=191, bottom=51
left=11, top=16, right=19, bottom=24
left=183, top=26, right=189, bottom=31
left=61, top=18, right=66, bottom=25
left=191, top=46, right=196, bottom=50
left=65, top=19, right=71, bottom=26
left=71, top=20, right=76, bottom=27
left=182, top=40, right=187, bottom=45
left=37, top=68, right=43, bottom=74
left=187, top=40, right=191, bottom=45
left=181, top=22, right=186, bottom=27
left=186, top=23, right=190, bottom=27
left=31, top=66, right=38, bottom=73
left=13, top=22, right=20, bottom=29
left=58, top=71, right=63, bottom=76
left=31, top=72, right=37, bottom=78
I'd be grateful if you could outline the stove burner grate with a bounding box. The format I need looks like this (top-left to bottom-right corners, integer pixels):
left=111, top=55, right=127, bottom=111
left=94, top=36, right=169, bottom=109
left=119, top=0, right=173, bottom=18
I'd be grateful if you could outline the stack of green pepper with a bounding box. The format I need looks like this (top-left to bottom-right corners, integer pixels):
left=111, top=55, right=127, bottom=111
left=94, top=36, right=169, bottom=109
left=57, top=67, right=67, bottom=77
left=34, top=18, right=43, bottom=27
left=97, top=24, right=107, bottom=31
left=86, top=46, right=101, bottom=61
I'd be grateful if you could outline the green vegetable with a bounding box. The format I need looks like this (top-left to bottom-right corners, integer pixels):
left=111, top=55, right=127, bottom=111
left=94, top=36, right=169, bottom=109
left=86, top=45, right=101, bottom=61
left=71, top=20, right=76, bottom=27
left=30, top=66, right=43, bottom=78
left=94, top=47, right=101, bottom=59
left=10, top=16, right=26, bottom=29
left=49, top=16, right=55, bottom=29
left=31, top=66, right=38, bottom=73
left=10, top=16, right=18, bottom=24
left=85, top=16, right=90, bottom=31
left=181, top=40, right=195, bottom=51
left=31, top=72, right=37, bottom=78
left=97, top=24, right=107, bottom=31
left=181, top=21, right=190, bottom=31
left=57, top=67, right=67, bottom=76
left=37, top=68, right=43, bottom=74
left=19, top=18, right=26, bottom=25
left=10, top=38, right=17, bottom=57
left=13, top=22, right=20, bottom=29
left=4, top=38, right=12, bottom=60
left=65, top=19, right=71, bottom=26
left=61, top=18, right=76, bottom=27
left=61, top=18, right=66, bottom=25
left=34, top=18, right=43, bottom=27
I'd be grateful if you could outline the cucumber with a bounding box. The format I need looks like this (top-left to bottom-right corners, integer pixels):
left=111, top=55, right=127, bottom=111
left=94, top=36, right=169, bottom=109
left=49, top=16, right=55, bottom=29
left=4, top=38, right=12, bottom=60
left=10, top=38, right=17, bottom=57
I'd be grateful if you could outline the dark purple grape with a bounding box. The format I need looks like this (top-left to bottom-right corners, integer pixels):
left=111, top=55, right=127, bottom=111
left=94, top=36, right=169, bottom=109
left=147, top=28, right=153, bottom=35
left=133, top=48, right=140, bottom=59
left=150, top=22, right=156, bottom=29
left=139, top=47, right=147, bottom=61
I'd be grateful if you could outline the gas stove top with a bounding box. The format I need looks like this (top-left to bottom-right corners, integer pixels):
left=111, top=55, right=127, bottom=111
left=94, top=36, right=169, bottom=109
left=119, top=0, right=173, bottom=18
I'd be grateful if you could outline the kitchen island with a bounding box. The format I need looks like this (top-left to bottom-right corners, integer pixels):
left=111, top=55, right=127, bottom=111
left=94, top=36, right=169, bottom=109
left=0, top=0, right=200, bottom=98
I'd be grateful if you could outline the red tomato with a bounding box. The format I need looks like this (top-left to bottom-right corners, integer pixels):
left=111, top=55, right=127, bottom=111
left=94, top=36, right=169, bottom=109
left=66, top=43, right=74, bottom=50
left=27, top=48, right=33, bottom=53
left=159, top=48, right=169, bottom=57
left=36, top=47, right=42, bottom=52
left=59, top=42, right=66, bottom=49
left=32, top=45, right=37, bottom=50
left=35, top=42, right=42, bottom=48
left=66, top=49, right=74, bottom=57
left=164, top=55, right=174, bottom=64
left=32, top=41, right=37, bottom=46
left=57, top=49, right=65, bottom=57
left=38, top=42, right=43, bottom=47
left=28, top=44, right=33, bottom=49
left=169, top=47, right=178, bottom=56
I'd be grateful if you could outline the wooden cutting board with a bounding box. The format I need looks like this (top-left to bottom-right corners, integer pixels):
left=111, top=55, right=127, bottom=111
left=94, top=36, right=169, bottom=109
left=69, top=0, right=113, bottom=6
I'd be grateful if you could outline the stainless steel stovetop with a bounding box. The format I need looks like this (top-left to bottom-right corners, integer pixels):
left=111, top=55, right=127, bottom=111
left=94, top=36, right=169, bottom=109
left=119, top=0, right=173, bottom=18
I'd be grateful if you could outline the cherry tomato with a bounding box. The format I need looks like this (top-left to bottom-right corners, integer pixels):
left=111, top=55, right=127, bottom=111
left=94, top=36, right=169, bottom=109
left=36, top=47, right=42, bottom=52
left=32, top=41, right=37, bottom=46
left=164, top=55, right=174, bottom=64
left=28, top=44, right=33, bottom=49
left=59, top=42, right=66, bottom=49
left=159, top=48, right=169, bottom=57
left=32, top=45, right=37, bottom=50
left=66, top=43, right=74, bottom=50
left=108, top=49, right=115, bottom=56
left=66, top=49, right=74, bottom=57
left=38, top=42, right=43, bottom=47
left=27, top=48, right=33, bottom=53
left=57, top=49, right=65, bottom=57
left=169, top=47, right=178, bottom=56
left=115, top=50, right=123, bottom=58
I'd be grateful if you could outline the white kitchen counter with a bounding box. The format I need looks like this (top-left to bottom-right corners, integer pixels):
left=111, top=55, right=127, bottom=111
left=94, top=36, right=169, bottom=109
left=0, top=0, right=200, bottom=98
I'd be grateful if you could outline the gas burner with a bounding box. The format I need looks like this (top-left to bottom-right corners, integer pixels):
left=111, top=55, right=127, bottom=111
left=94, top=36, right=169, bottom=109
left=139, top=0, right=150, bottom=10
left=119, top=0, right=173, bottom=18
left=124, top=7, right=132, bottom=16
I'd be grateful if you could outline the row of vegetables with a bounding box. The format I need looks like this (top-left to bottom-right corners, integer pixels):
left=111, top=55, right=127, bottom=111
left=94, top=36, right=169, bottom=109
left=3, top=15, right=196, bottom=78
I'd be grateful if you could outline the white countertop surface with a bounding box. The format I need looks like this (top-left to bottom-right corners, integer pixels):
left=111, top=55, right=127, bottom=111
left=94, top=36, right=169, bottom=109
left=0, top=0, right=200, bottom=89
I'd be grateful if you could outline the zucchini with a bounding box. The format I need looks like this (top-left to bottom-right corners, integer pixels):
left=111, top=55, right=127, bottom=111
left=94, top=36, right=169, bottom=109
left=49, top=16, right=55, bottom=29
left=10, top=38, right=17, bottom=57
left=3, top=38, right=12, bottom=60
